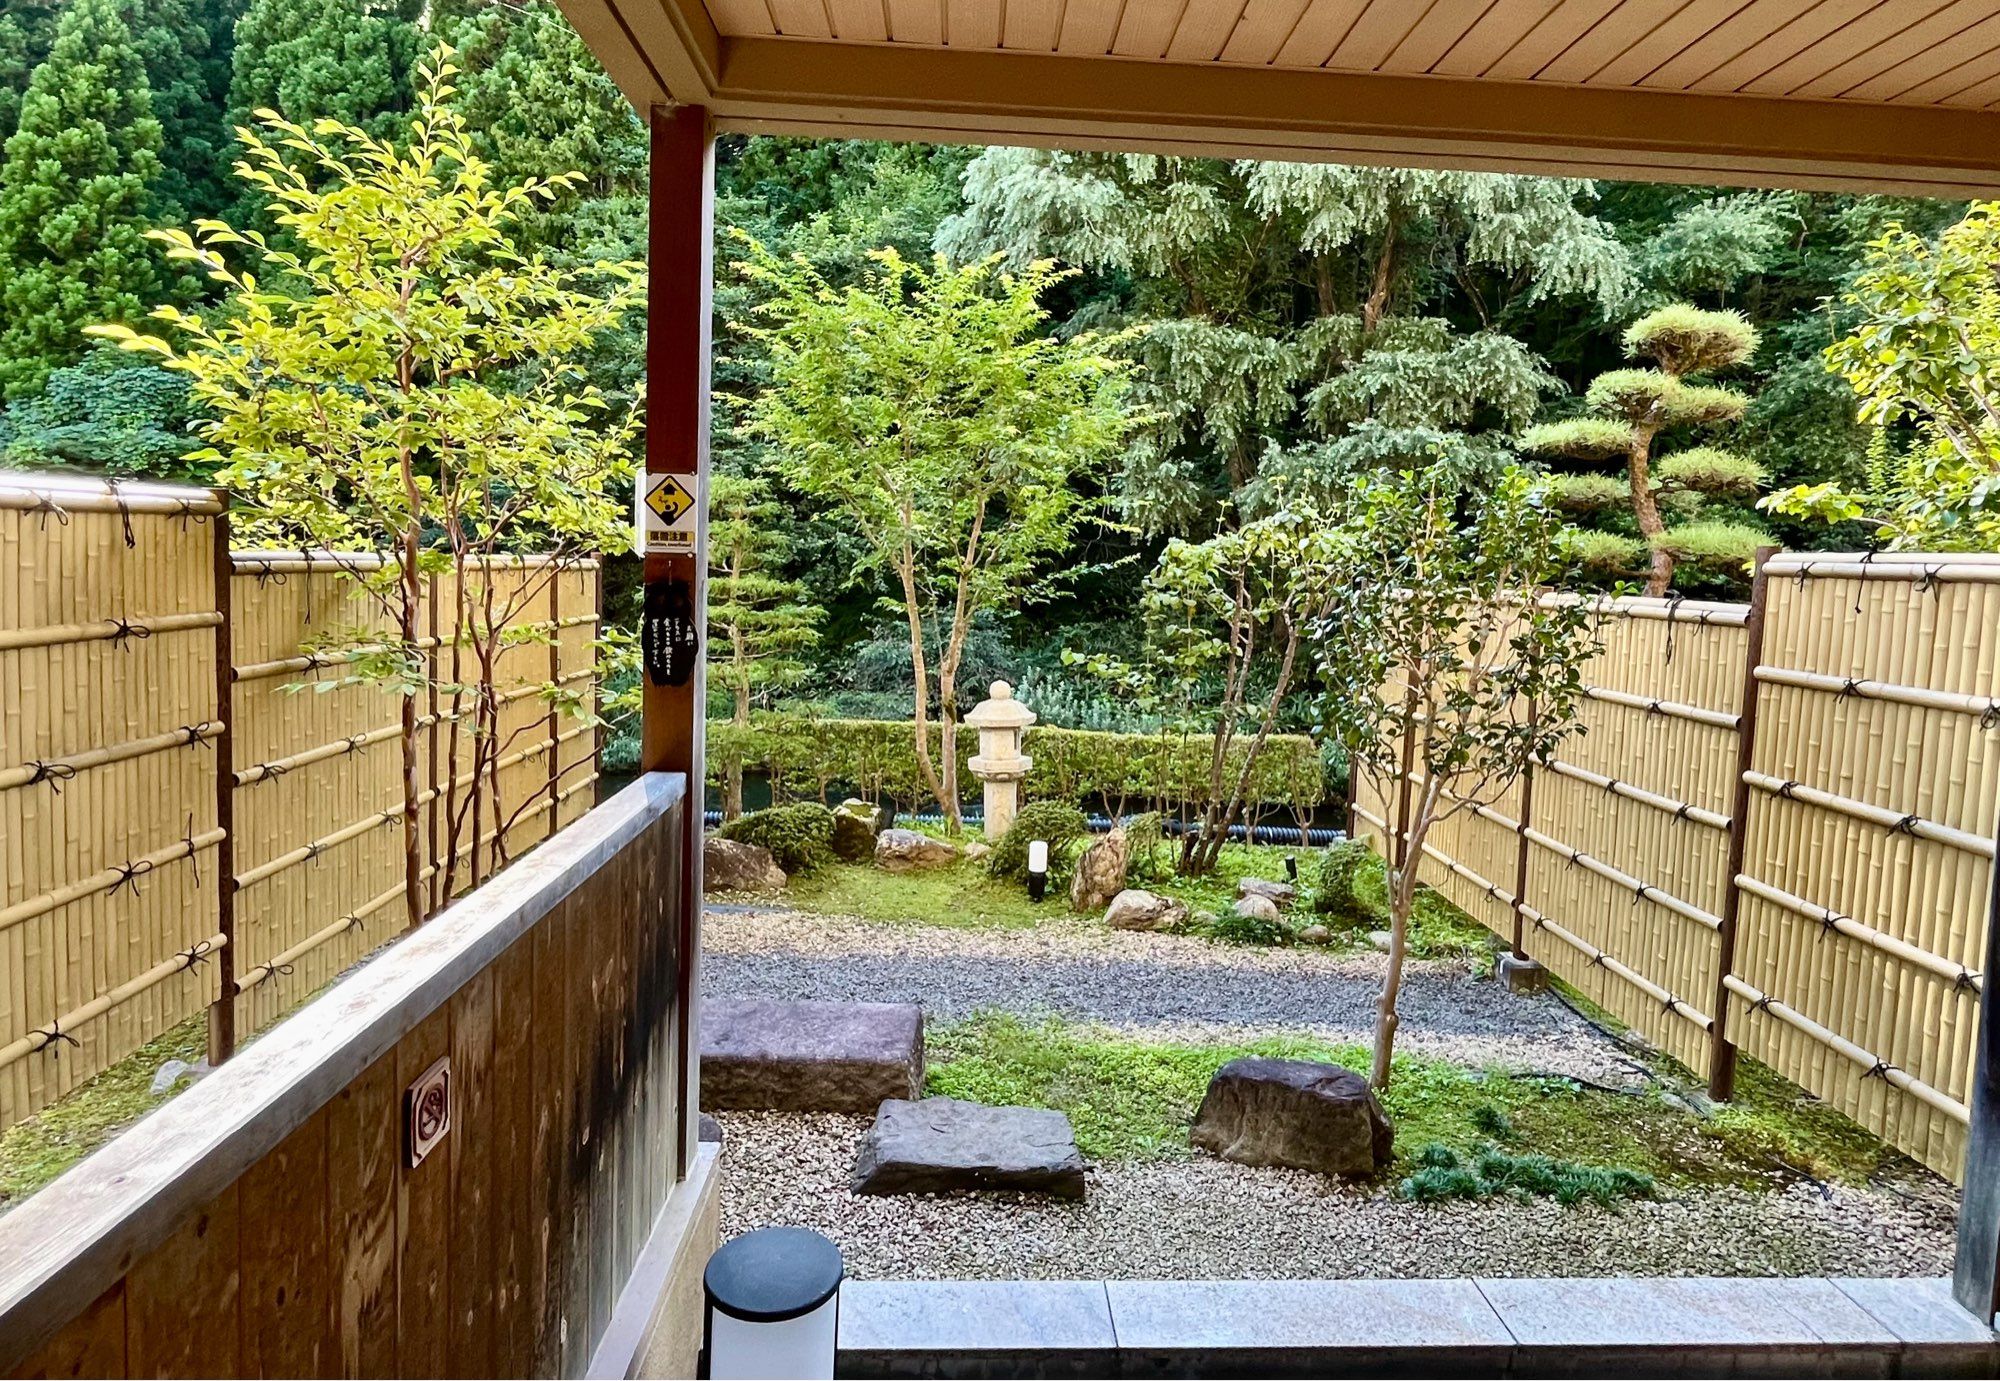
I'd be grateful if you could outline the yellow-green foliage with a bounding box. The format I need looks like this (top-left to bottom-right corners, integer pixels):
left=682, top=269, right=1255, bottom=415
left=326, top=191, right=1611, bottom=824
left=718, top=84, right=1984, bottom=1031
left=1520, top=416, right=1634, bottom=459
left=1655, top=446, right=1764, bottom=496
left=1584, top=368, right=1677, bottom=420
left=1624, top=304, right=1759, bottom=376
left=1666, top=382, right=1750, bottom=426
left=707, top=713, right=1325, bottom=814
left=1649, top=520, right=1768, bottom=566
left=1563, top=529, right=1644, bottom=572
left=1551, top=473, right=1628, bottom=512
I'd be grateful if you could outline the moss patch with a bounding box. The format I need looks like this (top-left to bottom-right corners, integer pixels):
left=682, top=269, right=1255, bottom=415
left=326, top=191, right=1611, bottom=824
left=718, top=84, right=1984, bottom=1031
left=0, top=1017, right=208, bottom=1211
left=783, top=859, right=1053, bottom=930
left=922, top=1011, right=1909, bottom=1190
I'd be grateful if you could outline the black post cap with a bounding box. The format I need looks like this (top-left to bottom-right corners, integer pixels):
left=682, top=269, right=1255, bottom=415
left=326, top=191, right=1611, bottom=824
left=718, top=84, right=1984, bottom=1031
left=704, top=1227, right=845, bottom=1323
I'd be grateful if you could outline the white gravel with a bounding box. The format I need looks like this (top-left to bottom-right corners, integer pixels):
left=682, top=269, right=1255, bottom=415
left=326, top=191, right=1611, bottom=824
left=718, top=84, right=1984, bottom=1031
left=702, top=903, right=1959, bottom=1279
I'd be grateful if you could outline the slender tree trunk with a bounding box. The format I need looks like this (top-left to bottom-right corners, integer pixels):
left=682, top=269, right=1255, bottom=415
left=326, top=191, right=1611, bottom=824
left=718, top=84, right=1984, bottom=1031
left=895, top=548, right=951, bottom=819
left=1626, top=425, right=1674, bottom=596
left=726, top=670, right=749, bottom=820
left=1372, top=781, right=1439, bottom=1089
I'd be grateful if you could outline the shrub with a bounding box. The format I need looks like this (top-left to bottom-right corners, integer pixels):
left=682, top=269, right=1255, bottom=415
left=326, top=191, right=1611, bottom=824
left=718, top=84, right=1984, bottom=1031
left=1313, top=839, right=1376, bottom=919
left=1563, top=529, right=1644, bottom=573
left=988, top=801, right=1090, bottom=883
left=1649, top=519, right=1768, bottom=568
left=1206, top=907, right=1293, bottom=947
left=1398, top=1142, right=1653, bottom=1205
left=1550, top=473, right=1627, bottom=513
left=715, top=802, right=835, bottom=874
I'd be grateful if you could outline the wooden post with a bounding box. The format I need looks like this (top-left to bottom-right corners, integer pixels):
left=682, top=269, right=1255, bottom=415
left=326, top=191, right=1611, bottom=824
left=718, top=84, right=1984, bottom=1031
left=1706, top=545, right=1776, bottom=1102
left=208, top=493, right=236, bottom=1066
left=646, top=103, right=714, bottom=1180
left=426, top=571, right=441, bottom=918
left=1511, top=761, right=1535, bottom=962
left=546, top=571, right=562, bottom=841
left=1953, top=791, right=2000, bottom=1326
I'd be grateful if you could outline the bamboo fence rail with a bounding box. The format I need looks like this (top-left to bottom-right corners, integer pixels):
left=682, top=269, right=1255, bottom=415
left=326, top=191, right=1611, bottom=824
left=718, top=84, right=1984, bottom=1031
left=0, top=476, right=602, bottom=1131
left=1364, top=553, right=1998, bottom=1182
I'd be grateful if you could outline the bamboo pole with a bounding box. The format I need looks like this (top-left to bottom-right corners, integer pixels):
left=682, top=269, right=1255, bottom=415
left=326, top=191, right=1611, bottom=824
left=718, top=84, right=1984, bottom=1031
left=0, top=832, right=226, bottom=934
left=1709, top=546, right=1773, bottom=1100
left=1721, top=975, right=1969, bottom=1123
left=0, top=934, right=230, bottom=1072
left=0, top=611, right=220, bottom=654
left=208, top=497, right=236, bottom=1066
left=1583, top=683, right=1740, bottom=731
left=0, top=723, right=223, bottom=793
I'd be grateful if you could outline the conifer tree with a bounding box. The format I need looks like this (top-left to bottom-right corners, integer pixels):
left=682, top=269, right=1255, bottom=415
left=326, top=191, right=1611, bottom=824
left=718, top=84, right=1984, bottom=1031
left=1522, top=304, right=1767, bottom=595
left=0, top=0, right=171, bottom=398
left=116, top=0, right=239, bottom=222
left=707, top=473, right=820, bottom=819
left=0, top=2, right=57, bottom=143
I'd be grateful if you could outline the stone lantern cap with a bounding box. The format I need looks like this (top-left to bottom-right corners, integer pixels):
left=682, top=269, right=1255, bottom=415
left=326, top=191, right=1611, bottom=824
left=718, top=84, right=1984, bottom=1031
left=964, top=681, right=1037, bottom=730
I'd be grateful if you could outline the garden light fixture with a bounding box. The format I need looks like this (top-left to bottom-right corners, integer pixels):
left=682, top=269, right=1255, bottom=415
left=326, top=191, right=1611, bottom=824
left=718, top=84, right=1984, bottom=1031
left=1027, top=838, right=1049, bottom=901
left=702, top=1226, right=844, bottom=1379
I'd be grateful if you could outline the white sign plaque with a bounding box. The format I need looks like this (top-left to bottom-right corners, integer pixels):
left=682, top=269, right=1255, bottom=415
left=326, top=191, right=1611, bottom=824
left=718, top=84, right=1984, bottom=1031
left=637, top=472, right=700, bottom=556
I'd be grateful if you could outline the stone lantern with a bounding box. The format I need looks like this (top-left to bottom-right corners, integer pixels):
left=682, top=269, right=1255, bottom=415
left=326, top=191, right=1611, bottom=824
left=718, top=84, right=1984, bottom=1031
left=965, top=680, right=1036, bottom=841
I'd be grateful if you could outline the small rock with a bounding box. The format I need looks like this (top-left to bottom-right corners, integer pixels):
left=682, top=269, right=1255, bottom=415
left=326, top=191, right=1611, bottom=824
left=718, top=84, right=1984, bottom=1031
left=1236, top=878, right=1297, bottom=911
left=875, top=828, right=960, bottom=872
left=704, top=837, right=788, bottom=894
left=1191, top=1056, right=1394, bottom=1176
left=698, top=1113, right=725, bottom=1144
left=1070, top=827, right=1129, bottom=911
left=1104, top=887, right=1187, bottom=931
left=1369, top=929, right=1394, bottom=952
left=1233, top=894, right=1282, bottom=923
left=851, top=1096, right=1087, bottom=1198
left=831, top=798, right=882, bottom=862
left=963, top=842, right=991, bottom=862
left=1299, top=924, right=1331, bottom=944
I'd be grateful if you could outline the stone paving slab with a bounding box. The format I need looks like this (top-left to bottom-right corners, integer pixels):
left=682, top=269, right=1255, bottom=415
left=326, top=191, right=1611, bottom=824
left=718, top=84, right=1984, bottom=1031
left=700, top=998, right=922, bottom=1113
left=834, top=1276, right=2000, bottom=1379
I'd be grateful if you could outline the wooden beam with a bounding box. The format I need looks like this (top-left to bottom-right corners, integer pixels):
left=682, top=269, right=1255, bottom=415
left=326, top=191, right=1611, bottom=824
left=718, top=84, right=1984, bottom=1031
left=643, top=102, right=714, bottom=1179
left=684, top=35, right=2000, bottom=194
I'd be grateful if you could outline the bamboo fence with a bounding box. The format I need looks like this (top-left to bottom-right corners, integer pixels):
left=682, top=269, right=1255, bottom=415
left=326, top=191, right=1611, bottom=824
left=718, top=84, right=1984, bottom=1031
left=1358, top=559, right=1997, bottom=1183
left=0, top=475, right=601, bottom=1131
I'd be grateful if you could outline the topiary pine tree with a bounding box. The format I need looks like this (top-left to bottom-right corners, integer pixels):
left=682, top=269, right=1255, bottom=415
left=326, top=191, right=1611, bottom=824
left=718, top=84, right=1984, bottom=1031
left=1522, top=304, right=1769, bottom=595
left=0, top=0, right=177, bottom=399
left=708, top=472, right=822, bottom=820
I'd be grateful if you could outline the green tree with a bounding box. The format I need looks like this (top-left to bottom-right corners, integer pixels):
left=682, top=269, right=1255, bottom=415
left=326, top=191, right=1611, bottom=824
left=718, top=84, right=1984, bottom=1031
left=118, top=0, right=238, bottom=222
left=1523, top=304, right=1766, bottom=595
left=708, top=472, right=821, bottom=819
left=0, top=0, right=179, bottom=398
left=1312, top=467, right=1594, bottom=1088
left=96, top=47, right=643, bottom=923
left=1765, top=201, right=2000, bottom=551
left=0, top=1, right=58, bottom=143
left=739, top=240, right=1131, bottom=829
left=938, top=152, right=1631, bottom=534
left=0, top=346, right=193, bottom=476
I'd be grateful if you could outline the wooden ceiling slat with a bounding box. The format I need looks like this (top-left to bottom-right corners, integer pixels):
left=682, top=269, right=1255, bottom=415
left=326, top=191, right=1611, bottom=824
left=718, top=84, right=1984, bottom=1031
left=708, top=0, right=779, bottom=36
left=1113, top=0, right=1188, bottom=56
left=1785, top=0, right=2000, bottom=99
left=1842, top=11, right=2000, bottom=101
left=1640, top=0, right=1827, bottom=90
left=1696, top=0, right=1882, bottom=93
left=1542, top=0, right=1737, bottom=86
left=826, top=0, right=890, bottom=40
left=1382, top=0, right=1500, bottom=72
left=886, top=0, right=945, bottom=43
left=1742, top=0, right=1965, bottom=94
left=768, top=0, right=833, bottom=36
left=1481, top=0, right=1627, bottom=79
left=1947, top=67, right=2000, bottom=108
left=1270, top=0, right=1370, bottom=65
left=1003, top=0, right=1061, bottom=47
left=1168, top=0, right=1253, bottom=60
left=1326, top=0, right=1436, bottom=69
left=1219, top=0, right=1315, bottom=62
left=1428, top=0, right=1563, bottom=75
left=946, top=0, right=1005, bottom=44
left=1056, top=0, right=1123, bottom=51
left=1881, top=36, right=2000, bottom=105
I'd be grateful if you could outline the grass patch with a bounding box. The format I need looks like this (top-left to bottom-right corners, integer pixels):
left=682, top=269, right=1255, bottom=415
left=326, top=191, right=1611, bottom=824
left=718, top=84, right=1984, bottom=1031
left=0, top=1017, right=207, bottom=1211
left=1400, top=1144, right=1654, bottom=1205
left=784, top=859, right=1053, bottom=930
left=1329, top=847, right=1494, bottom=966
left=923, top=1011, right=1909, bottom=1190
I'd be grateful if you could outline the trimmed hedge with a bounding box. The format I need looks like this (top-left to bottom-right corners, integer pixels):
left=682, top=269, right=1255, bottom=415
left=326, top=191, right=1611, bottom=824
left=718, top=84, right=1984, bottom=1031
left=715, top=802, right=835, bottom=873
left=706, top=713, right=1325, bottom=814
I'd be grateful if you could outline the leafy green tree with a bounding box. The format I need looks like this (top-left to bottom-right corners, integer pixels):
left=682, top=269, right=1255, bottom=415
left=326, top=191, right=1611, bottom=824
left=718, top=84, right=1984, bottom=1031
left=0, top=346, right=193, bottom=475
left=739, top=240, right=1130, bottom=829
left=118, top=0, right=238, bottom=222
left=0, top=1, right=57, bottom=142
left=1523, top=304, right=1766, bottom=594
left=0, top=0, right=181, bottom=398
left=708, top=473, right=821, bottom=819
left=95, top=48, right=643, bottom=923
left=1312, top=467, right=1593, bottom=1088
left=1765, top=201, right=2000, bottom=551
left=938, top=152, right=1631, bottom=533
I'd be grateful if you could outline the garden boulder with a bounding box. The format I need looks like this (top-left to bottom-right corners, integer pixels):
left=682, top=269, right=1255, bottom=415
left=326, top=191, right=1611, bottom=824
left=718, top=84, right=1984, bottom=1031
left=1233, top=893, right=1282, bottom=923
left=703, top=837, right=788, bottom=894
left=832, top=798, right=883, bottom=862
left=1104, top=888, right=1186, bottom=932
left=1237, top=878, right=1297, bottom=911
left=1191, top=1057, right=1393, bottom=1176
left=1070, top=827, right=1129, bottom=911
left=875, top=828, right=960, bottom=872
left=701, top=999, right=923, bottom=1112
left=851, top=1096, right=1087, bottom=1198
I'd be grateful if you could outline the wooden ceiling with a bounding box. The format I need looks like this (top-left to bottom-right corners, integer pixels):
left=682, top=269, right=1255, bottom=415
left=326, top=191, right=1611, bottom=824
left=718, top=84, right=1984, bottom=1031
left=557, top=0, right=2000, bottom=192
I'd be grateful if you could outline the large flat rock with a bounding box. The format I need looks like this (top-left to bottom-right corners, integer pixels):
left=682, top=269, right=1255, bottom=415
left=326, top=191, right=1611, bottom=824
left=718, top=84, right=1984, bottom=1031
left=701, top=998, right=923, bottom=1113
left=852, top=1096, right=1087, bottom=1199
left=1190, top=1056, right=1393, bottom=1176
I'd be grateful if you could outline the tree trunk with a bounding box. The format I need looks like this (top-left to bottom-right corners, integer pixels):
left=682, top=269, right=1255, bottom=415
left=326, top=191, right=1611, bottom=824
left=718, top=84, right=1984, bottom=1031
left=1371, top=787, right=1437, bottom=1090
left=895, top=552, right=952, bottom=820
left=1625, top=426, right=1675, bottom=597
left=725, top=677, right=749, bottom=820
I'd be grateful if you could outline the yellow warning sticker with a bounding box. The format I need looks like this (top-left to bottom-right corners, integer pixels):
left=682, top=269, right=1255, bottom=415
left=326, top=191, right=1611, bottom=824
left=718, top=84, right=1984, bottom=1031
left=637, top=473, right=701, bottom=555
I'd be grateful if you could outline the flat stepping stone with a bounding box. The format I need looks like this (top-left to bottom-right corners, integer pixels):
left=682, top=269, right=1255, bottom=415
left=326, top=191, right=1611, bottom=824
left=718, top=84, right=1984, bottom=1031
left=851, top=1096, right=1087, bottom=1199
left=701, top=998, right=923, bottom=1113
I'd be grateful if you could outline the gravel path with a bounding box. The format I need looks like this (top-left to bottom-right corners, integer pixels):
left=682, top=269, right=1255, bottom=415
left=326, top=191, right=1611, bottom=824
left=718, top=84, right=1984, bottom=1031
left=703, top=903, right=1960, bottom=1279
left=715, top=1112, right=1957, bottom=1281
left=705, top=906, right=1644, bottom=1084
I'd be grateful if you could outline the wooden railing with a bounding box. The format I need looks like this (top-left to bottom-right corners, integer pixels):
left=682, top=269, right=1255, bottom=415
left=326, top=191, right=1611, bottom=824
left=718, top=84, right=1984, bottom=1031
left=0, top=773, right=693, bottom=1379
